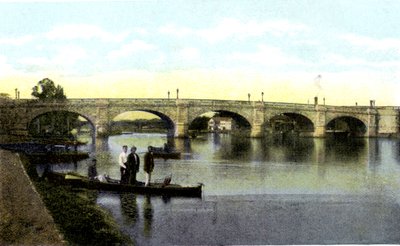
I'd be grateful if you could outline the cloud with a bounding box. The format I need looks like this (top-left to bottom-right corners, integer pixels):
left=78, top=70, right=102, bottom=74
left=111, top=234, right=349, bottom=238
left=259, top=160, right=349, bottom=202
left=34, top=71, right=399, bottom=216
left=198, top=18, right=309, bottom=42
left=151, top=54, right=166, bottom=66
left=0, top=35, right=34, bottom=45
left=159, top=24, right=193, bottom=38
left=0, top=55, right=16, bottom=75
left=325, top=53, right=400, bottom=68
left=229, top=44, right=306, bottom=66
left=19, top=57, right=50, bottom=66
left=108, top=40, right=156, bottom=60
left=160, top=18, right=309, bottom=42
left=179, top=47, right=200, bottom=61
left=53, top=45, right=88, bottom=65
left=46, top=24, right=129, bottom=42
left=18, top=45, right=87, bottom=69
left=341, top=34, right=400, bottom=53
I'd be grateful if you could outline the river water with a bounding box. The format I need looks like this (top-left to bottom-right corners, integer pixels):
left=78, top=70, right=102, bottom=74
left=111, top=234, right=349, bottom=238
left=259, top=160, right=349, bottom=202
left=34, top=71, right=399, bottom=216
left=38, top=133, right=400, bottom=245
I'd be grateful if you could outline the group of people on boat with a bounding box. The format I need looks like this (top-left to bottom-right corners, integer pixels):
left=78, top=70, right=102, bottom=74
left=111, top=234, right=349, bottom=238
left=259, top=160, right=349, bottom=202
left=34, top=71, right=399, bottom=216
left=118, top=145, right=154, bottom=186
left=89, top=144, right=175, bottom=186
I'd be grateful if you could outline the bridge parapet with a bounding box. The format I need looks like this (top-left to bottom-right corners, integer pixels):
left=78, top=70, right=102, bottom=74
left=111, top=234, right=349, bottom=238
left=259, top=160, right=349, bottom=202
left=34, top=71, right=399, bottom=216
left=1, top=98, right=399, bottom=138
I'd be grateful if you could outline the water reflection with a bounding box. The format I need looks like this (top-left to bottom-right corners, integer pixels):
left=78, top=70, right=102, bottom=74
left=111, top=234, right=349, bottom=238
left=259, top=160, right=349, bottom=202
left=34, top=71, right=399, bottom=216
left=143, top=195, right=153, bottom=238
left=120, top=193, right=138, bottom=225
left=34, top=133, right=400, bottom=244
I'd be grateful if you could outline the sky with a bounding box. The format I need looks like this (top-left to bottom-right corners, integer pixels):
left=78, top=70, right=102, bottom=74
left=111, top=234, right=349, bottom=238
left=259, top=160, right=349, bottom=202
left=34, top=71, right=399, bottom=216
left=1, top=0, right=400, bottom=106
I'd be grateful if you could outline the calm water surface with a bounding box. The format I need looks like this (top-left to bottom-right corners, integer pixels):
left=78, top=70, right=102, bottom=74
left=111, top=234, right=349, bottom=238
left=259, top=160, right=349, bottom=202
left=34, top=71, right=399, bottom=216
left=39, top=133, right=400, bottom=245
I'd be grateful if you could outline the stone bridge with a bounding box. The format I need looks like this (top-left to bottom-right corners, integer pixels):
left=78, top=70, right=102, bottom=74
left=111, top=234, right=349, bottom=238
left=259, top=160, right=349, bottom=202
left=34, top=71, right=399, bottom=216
left=0, top=98, right=398, bottom=138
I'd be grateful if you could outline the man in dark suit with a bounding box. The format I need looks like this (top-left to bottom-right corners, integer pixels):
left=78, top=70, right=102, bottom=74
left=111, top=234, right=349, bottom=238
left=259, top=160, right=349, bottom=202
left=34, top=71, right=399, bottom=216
left=127, top=146, right=140, bottom=185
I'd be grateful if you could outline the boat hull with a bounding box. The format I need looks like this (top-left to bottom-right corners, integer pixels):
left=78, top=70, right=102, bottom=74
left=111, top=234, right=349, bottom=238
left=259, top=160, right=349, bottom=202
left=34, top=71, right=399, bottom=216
left=26, top=152, right=90, bottom=164
left=45, top=172, right=202, bottom=198
left=152, top=151, right=181, bottom=159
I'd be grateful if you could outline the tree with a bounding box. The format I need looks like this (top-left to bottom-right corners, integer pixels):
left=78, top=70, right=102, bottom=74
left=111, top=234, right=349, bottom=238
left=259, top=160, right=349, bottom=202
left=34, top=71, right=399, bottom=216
left=31, top=78, right=66, bottom=100
left=189, top=116, right=211, bottom=131
left=29, top=78, right=80, bottom=140
left=0, top=93, right=10, bottom=99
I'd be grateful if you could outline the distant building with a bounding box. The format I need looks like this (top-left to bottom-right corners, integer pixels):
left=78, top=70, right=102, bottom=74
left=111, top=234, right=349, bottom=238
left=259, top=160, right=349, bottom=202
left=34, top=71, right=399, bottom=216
left=208, top=117, right=235, bottom=131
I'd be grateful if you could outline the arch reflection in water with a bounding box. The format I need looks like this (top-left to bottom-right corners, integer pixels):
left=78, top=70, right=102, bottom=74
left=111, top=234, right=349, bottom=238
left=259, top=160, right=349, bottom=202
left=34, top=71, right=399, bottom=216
left=45, top=133, right=400, bottom=244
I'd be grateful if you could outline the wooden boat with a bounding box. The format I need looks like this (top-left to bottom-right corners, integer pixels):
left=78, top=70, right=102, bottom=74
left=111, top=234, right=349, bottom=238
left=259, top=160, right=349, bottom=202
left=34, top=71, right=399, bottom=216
left=149, top=146, right=181, bottom=159
left=45, top=172, right=202, bottom=198
left=152, top=151, right=181, bottom=159
left=25, top=151, right=90, bottom=164
left=32, top=138, right=88, bottom=146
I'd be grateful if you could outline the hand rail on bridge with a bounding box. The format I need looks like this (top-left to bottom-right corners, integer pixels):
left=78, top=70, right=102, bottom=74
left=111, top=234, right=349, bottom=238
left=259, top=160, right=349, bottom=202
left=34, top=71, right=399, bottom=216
left=2, top=98, right=400, bottom=111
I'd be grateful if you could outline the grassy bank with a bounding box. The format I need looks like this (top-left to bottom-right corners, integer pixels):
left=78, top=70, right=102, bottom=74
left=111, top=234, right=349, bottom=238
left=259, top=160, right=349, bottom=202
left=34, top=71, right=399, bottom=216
left=21, top=155, right=132, bottom=245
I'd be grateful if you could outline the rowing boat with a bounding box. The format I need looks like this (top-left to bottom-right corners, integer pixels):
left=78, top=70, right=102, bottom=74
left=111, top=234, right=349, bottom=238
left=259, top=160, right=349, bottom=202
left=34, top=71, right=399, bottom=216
left=45, top=172, right=202, bottom=198
left=26, top=151, right=90, bottom=164
left=148, top=146, right=181, bottom=159
left=152, top=151, right=181, bottom=159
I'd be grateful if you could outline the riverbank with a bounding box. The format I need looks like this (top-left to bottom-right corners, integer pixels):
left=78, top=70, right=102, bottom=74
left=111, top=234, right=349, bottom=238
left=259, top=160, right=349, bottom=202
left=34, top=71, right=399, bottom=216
left=20, top=153, right=132, bottom=245
left=0, top=149, right=65, bottom=245
left=0, top=149, right=132, bottom=245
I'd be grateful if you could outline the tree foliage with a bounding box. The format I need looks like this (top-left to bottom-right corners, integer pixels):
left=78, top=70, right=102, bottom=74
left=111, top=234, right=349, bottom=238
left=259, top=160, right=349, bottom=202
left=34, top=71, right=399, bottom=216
left=31, top=78, right=66, bottom=100
left=189, top=116, right=211, bottom=130
left=0, top=93, right=10, bottom=99
left=29, top=79, right=82, bottom=139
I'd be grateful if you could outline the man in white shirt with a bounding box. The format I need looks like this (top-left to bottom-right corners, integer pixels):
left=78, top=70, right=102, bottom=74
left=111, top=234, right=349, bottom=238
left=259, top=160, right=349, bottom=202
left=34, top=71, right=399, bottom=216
left=118, top=145, right=128, bottom=183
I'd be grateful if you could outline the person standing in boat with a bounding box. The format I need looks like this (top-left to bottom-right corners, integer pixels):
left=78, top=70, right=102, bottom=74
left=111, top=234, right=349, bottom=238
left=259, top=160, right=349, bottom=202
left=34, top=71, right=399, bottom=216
left=118, top=145, right=129, bottom=183
left=88, top=158, right=98, bottom=181
left=144, top=146, right=155, bottom=186
left=127, top=146, right=140, bottom=185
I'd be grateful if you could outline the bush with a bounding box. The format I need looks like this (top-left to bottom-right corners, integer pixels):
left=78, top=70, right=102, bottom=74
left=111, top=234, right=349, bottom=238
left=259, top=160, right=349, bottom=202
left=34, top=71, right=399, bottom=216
left=34, top=181, right=132, bottom=245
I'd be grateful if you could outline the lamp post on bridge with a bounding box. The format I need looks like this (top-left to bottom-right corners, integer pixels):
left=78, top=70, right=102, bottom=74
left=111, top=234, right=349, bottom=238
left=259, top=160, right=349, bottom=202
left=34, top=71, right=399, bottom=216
left=176, top=88, right=179, bottom=99
left=248, top=93, right=250, bottom=102
left=261, top=92, right=264, bottom=102
left=168, top=91, right=170, bottom=99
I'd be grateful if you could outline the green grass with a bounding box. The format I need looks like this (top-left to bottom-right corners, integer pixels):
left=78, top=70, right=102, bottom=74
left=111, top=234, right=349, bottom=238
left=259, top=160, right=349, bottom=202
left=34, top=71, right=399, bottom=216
left=21, top=155, right=133, bottom=245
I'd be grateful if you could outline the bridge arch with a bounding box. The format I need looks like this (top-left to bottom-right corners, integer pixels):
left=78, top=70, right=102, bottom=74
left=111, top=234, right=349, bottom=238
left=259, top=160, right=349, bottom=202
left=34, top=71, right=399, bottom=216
left=110, top=109, right=176, bottom=137
left=27, top=110, right=96, bottom=142
left=188, top=109, right=252, bottom=133
left=326, top=116, right=367, bottom=137
left=266, top=112, right=315, bottom=136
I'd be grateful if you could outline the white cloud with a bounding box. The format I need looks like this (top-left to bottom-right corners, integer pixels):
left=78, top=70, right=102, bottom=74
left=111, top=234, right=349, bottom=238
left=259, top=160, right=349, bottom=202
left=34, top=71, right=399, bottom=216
left=18, top=45, right=87, bottom=68
left=134, top=27, right=149, bottom=36
left=19, top=57, right=51, bottom=66
left=0, top=35, right=34, bottom=45
left=159, top=24, right=193, bottom=38
left=341, top=34, right=400, bottom=53
left=151, top=54, right=166, bottom=66
left=53, top=45, right=88, bottom=65
left=229, top=44, right=305, bottom=66
left=179, top=47, right=200, bottom=61
left=46, top=24, right=129, bottom=42
left=160, top=18, right=309, bottom=42
left=0, top=55, right=16, bottom=75
left=198, top=19, right=309, bottom=42
left=325, top=53, right=400, bottom=69
left=108, top=40, right=156, bottom=60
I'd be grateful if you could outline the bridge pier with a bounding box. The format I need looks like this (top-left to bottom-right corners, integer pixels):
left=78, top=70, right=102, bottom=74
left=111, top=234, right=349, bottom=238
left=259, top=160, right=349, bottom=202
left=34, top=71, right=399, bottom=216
left=314, top=105, right=327, bottom=137
left=95, top=122, right=111, bottom=139
left=250, top=124, right=264, bottom=138
left=250, top=102, right=265, bottom=138
left=175, top=100, right=190, bottom=138
left=366, top=108, right=378, bottom=137
left=175, top=122, right=189, bottom=138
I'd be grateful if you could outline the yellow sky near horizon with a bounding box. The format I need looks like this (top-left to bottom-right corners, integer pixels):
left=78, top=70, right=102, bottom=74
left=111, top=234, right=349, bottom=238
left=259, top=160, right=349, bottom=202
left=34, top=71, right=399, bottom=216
left=1, top=69, right=398, bottom=107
